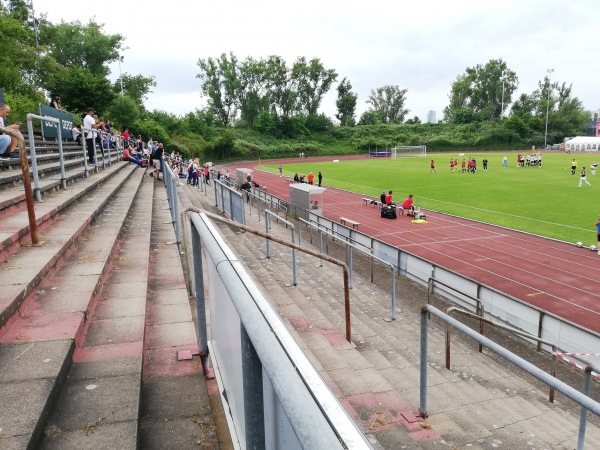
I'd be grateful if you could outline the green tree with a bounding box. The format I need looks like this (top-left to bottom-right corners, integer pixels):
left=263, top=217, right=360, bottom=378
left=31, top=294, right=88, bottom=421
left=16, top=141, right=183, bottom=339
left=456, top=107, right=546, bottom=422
left=196, top=52, right=239, bottom=126
left=47, top=20, right=123, bottom=77
left=365, top=85, right=409, bottom=124
left=48, top=65, right=116, bottom=116
left=444, top=59, right=518, bottom=122
left=0, top=4, right=58, bottom=94
left=237, top=57, right=271, bottom=128
left=292, top=57, right=337, bottom=115
left=113, top=73, right=156, bottom=108
left=358, top=110, right=387, bottom=125
left=405, top=116, right=421, bottom=124
left=335, top=77, right=357, bottom=126
left=266, top=55, right=297, bottom=116
left=108, top=95, right=139, bottom=130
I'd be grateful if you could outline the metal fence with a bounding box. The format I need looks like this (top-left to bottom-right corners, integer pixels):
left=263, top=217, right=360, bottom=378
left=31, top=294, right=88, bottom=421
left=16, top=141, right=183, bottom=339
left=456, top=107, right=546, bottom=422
left=185, top=210, right=372, bottom=449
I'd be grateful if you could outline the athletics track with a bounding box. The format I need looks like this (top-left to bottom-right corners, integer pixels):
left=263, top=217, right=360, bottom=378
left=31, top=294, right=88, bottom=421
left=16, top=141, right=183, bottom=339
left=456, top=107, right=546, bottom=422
left=221, top=155, right=600, bottom=335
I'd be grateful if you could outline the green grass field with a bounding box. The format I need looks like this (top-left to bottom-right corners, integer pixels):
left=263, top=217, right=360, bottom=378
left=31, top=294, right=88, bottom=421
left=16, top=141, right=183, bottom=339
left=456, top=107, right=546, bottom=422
left=261, top=152, right=600, bottom=246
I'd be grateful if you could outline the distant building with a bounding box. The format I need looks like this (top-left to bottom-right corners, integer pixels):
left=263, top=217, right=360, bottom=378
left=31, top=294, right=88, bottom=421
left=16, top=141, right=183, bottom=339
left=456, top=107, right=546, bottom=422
left=588, top=109, right=600, bottom=137
left=426, top=110, right=437, bottom=124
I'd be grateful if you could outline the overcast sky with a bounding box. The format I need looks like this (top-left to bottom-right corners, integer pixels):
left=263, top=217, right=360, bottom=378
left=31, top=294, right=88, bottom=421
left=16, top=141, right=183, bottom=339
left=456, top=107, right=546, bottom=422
left=34, top=0, right=599, bottom=122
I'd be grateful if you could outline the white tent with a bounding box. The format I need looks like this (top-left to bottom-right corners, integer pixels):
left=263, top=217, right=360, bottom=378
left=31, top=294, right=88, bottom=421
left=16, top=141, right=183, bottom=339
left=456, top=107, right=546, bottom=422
left=564, top=136, right=600, bottom=152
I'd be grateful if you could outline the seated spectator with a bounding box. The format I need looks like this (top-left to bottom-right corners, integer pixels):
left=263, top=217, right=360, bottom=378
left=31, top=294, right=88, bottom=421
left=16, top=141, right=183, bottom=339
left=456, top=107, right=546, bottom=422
left=0, top=103, right=21, bottom=159
left=72, top=125, right=82, bottom=145
left=402, top=194, right=415, bottom=216
left=122, top=146, right=146, bottom=167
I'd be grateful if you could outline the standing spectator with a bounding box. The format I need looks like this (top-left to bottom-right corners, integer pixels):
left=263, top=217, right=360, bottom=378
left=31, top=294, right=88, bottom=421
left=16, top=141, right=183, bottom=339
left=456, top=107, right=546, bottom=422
left=430, top=160, right=437, bottom=173
left=596, top=215, right=600, bottom=255
left=578, top=167, right=591, bottom=187
left=279, top=165, right=283, bottom=177
left=83, top=107, right=100, bottom=164
left=204, top=164, right=210, bottom=184
left=307, top=172, right=314, bottom=185
left=122, top=129, right=130, bottom=146
left=0, top=103, right=21, bottom=159
left=318, top=171, right=323, bottom=187
left=49, top=94, right=62, bottom=110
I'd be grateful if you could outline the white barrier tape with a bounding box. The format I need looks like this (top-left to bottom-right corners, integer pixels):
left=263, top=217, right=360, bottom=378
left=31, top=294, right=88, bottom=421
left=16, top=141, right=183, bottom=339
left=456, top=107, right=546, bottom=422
left=555, top=354, right=600, bottom=379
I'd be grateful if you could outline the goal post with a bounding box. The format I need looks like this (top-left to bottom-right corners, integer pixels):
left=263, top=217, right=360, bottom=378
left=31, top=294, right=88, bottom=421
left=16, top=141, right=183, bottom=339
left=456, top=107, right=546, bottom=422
left=391, top=145, right=427, bottom=158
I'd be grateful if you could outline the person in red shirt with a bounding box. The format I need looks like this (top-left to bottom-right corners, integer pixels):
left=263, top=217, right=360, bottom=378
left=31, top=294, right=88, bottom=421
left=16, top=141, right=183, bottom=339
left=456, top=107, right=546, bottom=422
left=385, top=190, right=393, bottom=206
left=307, top=172, right=314, bottom=185
left=402, top=194, right=415, bottom=216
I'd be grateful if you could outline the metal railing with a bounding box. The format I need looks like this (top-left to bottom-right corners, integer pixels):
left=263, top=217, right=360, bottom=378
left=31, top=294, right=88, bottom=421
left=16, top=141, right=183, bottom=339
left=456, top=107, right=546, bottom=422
left=299, top=217, right=398, bottom=321
left=26, top=114, right=66, bottom=202
left=181, top=208, right=369, bottom=448
left=162, top=160, right=182, bottom=254
left=420, top=305, right=600, bottom=450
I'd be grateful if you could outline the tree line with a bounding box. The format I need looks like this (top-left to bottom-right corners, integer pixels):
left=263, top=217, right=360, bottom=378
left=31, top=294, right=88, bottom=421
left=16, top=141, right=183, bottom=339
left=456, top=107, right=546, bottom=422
left=1, top=1, right=589, bottom=160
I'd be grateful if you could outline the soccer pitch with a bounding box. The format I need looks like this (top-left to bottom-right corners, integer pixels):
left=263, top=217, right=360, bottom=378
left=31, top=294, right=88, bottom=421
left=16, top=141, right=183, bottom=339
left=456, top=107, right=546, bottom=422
left=262, top=152, right=600, bottom=246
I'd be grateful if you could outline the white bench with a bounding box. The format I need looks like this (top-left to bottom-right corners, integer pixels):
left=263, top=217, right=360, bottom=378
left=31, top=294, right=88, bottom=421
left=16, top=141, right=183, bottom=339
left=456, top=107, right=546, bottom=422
left=363, top=198, right=379, bottom=208
left=340, top=217, right=360, bottom=229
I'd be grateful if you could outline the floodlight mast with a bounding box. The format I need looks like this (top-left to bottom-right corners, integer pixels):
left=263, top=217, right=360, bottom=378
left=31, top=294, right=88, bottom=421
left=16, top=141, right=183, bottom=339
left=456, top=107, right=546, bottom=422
left=544, top=69, right=554, bottom=148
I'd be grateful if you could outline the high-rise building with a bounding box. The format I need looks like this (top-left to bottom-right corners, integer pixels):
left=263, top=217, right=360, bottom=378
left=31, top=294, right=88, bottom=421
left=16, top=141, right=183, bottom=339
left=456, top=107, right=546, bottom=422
left=426, top=110, right=437, bottom=124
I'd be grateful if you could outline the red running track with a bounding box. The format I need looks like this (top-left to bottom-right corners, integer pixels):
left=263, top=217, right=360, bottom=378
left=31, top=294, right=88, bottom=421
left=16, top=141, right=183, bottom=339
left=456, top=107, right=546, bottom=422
left=221, top=156, right=600, bottom=335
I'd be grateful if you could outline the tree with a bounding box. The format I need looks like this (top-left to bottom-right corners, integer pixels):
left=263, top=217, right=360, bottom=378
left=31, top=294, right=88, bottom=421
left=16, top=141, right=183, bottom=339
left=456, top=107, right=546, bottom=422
left=335, top=77, right=357, bottom=126
left=292, top=57, right=337, bottom=116
left=266, top=55, right=297, bottom=116
left=108, top=95, right=139, bottom=130
left=48, top=65, right=116, bottom=116
left=113, top=73, right=156, bottom=108
left=405, top=116, right=421, bottom=124
left=358, top=110, right=387, bottom=125
left=48, top=20, right=123, bottom=77
left=365, top=85, right=409, bottom=124
left=444, top=59, right=517, bottom=122
left=197, top=53, right=240, bottom=126
left=237, top=57, right=271, bottom=128
left=0, top=4, right=58, bottom=94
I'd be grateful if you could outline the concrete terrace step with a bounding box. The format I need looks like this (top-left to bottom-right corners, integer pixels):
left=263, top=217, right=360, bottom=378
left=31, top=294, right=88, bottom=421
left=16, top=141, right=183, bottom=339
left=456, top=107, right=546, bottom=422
left=188, top=190, right=600, bottom=449
left=0, top=162, right=132, bottom=253
left=0, top=152, right=121, bottom=197
left=39, top=171, right=154, bottom=449
left=0, top=167, right=146, bottom=449
left=0, top=164, right=139, bottom=330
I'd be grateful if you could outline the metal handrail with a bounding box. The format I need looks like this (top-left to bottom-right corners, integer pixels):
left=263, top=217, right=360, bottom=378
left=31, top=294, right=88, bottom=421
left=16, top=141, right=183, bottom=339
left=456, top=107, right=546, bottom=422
left=420, top=305, right=600, bottom=450
left=180, top=206, right=353, bottom=343
left=0, top=123, right=39, bottom=245
left=299, top=217, right=398, bottom=321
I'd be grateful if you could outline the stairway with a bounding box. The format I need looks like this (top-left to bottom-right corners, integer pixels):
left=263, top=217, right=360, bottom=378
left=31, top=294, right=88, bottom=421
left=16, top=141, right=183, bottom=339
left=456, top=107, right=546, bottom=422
left=0, top=140, right=222, bottom=449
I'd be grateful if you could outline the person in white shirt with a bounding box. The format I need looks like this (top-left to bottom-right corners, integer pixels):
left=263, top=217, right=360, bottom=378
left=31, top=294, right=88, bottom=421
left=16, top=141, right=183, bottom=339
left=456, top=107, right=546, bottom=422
left=591, top=163, right=598, bottom=176
left=83, top=107, right=100, bottom=164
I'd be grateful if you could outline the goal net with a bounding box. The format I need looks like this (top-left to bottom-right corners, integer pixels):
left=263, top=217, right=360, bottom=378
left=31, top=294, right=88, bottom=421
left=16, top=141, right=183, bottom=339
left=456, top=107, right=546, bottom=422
left=391, top=145, right=427, bottom=158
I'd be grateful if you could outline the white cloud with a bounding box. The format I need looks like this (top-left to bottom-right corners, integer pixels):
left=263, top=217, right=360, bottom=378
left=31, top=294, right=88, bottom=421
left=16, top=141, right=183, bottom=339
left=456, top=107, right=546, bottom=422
left=35, top=0, right=600, bottom=122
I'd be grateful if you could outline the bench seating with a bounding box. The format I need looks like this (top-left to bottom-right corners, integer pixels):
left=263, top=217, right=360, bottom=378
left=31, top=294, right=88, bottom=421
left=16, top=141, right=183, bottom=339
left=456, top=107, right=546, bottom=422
left=340, top=217, right=360, bottom=229
left=363, top=198, right=379, bottom=207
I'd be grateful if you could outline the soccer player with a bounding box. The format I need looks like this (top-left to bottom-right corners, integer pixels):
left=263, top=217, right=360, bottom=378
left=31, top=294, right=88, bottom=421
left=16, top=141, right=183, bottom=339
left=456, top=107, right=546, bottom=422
left=430, top=160, right=437, bottom=173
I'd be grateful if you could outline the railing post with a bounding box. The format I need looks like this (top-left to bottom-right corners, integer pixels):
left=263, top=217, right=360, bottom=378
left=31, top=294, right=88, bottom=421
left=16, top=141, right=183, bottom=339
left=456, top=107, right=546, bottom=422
left=419, top=307, right=429, bottom=418
left=25, top=119, right=42, bottom=202
left=291, top=228, right=297, bottom=286
left=241, top=324, right=265, bottom=448
left=577, top=366, right=593, bottom=450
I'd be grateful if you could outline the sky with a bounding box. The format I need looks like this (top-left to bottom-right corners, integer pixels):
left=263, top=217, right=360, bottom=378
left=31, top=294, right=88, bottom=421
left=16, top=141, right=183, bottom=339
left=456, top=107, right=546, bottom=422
left=34, top=0, right=599, bottom=123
